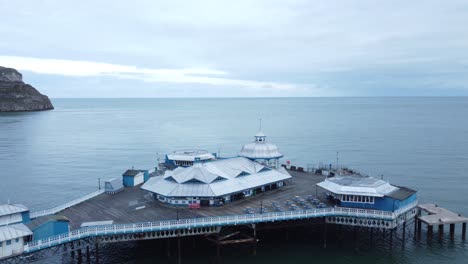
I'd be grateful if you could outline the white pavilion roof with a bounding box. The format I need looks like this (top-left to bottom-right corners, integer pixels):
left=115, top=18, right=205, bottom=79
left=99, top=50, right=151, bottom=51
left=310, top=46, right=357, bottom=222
left=317, top=175, right=398, bottom=197
left=142, top=157, right=291, bottom=197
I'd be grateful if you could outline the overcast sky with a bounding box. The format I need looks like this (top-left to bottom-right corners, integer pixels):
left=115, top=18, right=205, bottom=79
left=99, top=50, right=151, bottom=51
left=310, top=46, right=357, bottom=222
left=1, top=0, right=468, bottom=97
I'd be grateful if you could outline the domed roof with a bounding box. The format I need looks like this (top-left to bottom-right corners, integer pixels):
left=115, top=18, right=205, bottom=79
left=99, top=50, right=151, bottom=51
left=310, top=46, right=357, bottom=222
left=239, top=131, right=283, bottom=159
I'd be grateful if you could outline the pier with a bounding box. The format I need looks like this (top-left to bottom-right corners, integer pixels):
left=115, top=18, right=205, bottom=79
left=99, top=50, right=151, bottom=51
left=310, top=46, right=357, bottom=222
left=0, top=169, right=419, bottom=262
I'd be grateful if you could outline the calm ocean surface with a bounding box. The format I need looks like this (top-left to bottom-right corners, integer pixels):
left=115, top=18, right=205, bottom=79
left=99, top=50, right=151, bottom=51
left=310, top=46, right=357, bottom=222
left=1, top=97, right=467, bottom=263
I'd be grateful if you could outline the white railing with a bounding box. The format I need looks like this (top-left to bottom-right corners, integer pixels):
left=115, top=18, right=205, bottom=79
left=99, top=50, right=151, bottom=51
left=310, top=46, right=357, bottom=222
left=24, top=201, right=417, bottom=253
left=30, top=189, right=105, bottom=219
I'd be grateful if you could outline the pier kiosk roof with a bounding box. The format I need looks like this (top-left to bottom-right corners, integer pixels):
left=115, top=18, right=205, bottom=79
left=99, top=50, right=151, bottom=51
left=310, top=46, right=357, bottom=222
left=0, top=204, right=28, bottom=217
left=317, top=175, right=398, bottom=197
left=142, top=157, right=291, bottom=198
left=0, top=223, right=32, bottom=241
left=239, top=131, right=283, bottom=159
left=167, top=150, right=215, bottom=162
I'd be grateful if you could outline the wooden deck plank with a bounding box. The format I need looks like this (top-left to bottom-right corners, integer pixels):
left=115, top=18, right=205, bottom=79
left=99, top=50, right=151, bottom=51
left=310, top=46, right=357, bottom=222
left=58, top=170, right=327, bottom=229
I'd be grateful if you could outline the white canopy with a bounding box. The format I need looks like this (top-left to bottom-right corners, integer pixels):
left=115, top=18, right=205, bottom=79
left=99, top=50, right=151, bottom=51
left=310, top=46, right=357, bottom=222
left=142, top=157, right=291, bottom=197
left=317, top=175, right=398, bottom=197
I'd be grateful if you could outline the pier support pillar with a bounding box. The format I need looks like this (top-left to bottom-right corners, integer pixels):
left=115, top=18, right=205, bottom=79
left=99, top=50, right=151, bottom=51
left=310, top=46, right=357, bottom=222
left=462, top=223, right=466, bottom=241
left=370, top=227, right=373, bottom=245
left=95, top=242, right=99, bottom=264
left=438, top=224, right=444, bottom=240
left=167, top=239, right=171, bottom=258
left=389, top=228, right=393, bottom=251
left=252, top=224, right=257, bottom=256
left=177, top=237, right=181, bottom=264
left=402, top=222, right=406, bottom=249
left=413, top=217, right=418, bottom=239
left=417, top=220, right=422, bottom=240
left=353, top=226, right=358, bottom=252
left=71, top=241, right=75, bottom=258
left=215, top=232, right=221, bottom=264
left=323, top=219, right=327, bottom=249
left=86, top=245, right=90, bottom=262
left=427, top=225, right=433, bottom=241
left=77, top=240, right=82, bottom=263
left=450, top=224, right=455, bottom=240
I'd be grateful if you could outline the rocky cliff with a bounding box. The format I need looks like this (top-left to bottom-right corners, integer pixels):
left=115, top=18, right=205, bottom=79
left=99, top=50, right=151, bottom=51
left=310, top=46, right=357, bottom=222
left=0, top=66, right=54, bottom=112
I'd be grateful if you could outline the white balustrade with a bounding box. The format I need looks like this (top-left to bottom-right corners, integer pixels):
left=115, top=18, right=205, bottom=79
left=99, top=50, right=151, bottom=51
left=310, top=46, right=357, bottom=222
left=24, top=201, right=418, bottom=253
left=30, top=189, right=105, bottom=219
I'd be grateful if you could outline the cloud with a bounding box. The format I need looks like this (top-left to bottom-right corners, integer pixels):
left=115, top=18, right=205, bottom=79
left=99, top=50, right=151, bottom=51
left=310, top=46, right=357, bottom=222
left=0, top=55, right=296, bottom=91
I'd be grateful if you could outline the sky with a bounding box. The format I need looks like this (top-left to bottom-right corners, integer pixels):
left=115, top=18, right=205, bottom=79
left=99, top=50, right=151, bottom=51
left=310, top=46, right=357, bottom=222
left=1, top=0, right=468, bottom=97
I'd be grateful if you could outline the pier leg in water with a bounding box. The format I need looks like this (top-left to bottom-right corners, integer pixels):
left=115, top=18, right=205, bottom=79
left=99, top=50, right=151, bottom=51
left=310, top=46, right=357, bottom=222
left=86, top=245, right=90, bottom=262
left=427, top=225, right=433, bottom=241
left=450, top=224, right=455, bottom=241
left=389, top=228, right=393, bottom=251
left=353, top=226, right=358, bottom=252
left=463, top=223, right=466, bottom=241
left=323, top=219, right=327, bottom=249
left=417, top=220, right=422, bottom=240
left=253, top=224, right=257, bottom=256
left=178, top=237, right=181, bottom=264
left=402, top=222, right=406, bottom=249
left=438, top=224, right=444, bottom=241
left=414, top=217, right=418, bottom=239
left=71, top=241, right=75, bottom=259
left=77, top=240, right=82, bottom=263
left=167, top=239, right=171, bottom=258
left=95, top=242, right=99, bottom=264
left=216, top=233, right=221, bottom=263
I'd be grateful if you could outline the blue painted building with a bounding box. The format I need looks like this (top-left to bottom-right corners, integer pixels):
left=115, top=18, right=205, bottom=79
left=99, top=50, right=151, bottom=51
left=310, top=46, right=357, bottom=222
left=317, top=174, right=417, bottom=212
left=122, top=169, right=145, bottom=187
left=27, top=215, right=70, bottom=240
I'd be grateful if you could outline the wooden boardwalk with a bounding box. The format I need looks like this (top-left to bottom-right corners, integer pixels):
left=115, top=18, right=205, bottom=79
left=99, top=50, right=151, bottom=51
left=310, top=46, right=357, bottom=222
left=58, top=170, right=327, bottom=229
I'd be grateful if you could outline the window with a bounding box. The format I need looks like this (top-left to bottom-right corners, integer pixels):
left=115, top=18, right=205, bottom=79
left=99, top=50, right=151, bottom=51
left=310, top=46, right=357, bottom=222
left=16, top=238, right=19, bottom=243
left=6, top=240, right=11, bottom=245
left=0, top=241, right=2, bottom=247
